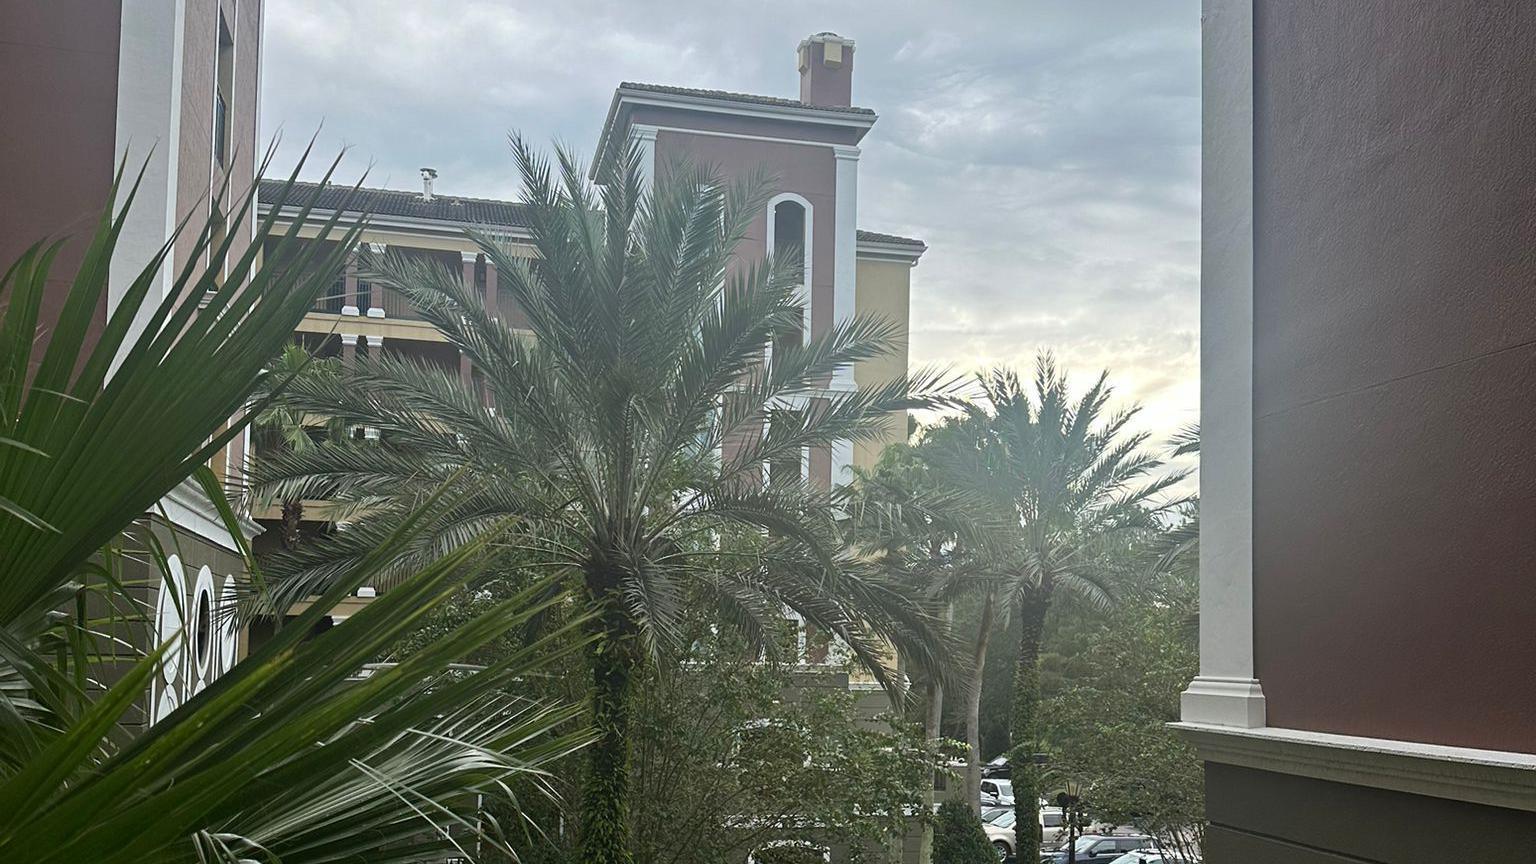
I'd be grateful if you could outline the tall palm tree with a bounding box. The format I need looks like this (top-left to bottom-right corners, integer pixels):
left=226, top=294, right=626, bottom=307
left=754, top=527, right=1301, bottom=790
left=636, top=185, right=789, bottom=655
left=933, top=355, right=1187, bottom=861
left=254, top=138, right=953, bottom=864
left=251, top=344, right=345, bottom=549
left=0, top=156, right=588, bottom=861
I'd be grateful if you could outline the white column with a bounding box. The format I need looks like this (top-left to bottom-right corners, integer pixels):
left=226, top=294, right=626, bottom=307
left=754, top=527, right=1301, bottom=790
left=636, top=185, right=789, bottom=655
left=110, top=0, right=188, bottom=336
left=629, top=123, right=658, bottom=194
left=1180, top=0, right=1266, bottom=729
left=831, top=145, right=859, bottom=391
left=365, top=242, right=386, bottom=317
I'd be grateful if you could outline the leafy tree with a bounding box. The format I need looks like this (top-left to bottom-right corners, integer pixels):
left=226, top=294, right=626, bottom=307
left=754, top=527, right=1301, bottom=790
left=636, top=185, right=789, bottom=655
left=1042, top=557, right=1204, bottom=858
left=0, top=160, right=587, bottom=860
left=928, top=356, right=1186, bottom=861
left=931, top=801, right=993, bottom=864
left=253, top=138, right=953, bottom=864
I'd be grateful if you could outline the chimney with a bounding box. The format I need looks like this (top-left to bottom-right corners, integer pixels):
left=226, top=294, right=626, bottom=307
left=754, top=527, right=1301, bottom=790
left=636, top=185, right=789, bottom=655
left=798, top=32, right=855, bottom=108
left=419, top=167, right=437, bottom=201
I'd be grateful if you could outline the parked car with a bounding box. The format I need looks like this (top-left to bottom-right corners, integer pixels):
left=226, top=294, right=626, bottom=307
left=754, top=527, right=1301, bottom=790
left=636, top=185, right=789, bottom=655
left=1106, top=850, right=1191, bottom=864
left=1039, top=835, right=1153, bottom=864
left=981, top=778, right=1015, bottom=806
left=983, top=807, right=1069, bottom=859
left=981, top=805, right=1011, bottom=824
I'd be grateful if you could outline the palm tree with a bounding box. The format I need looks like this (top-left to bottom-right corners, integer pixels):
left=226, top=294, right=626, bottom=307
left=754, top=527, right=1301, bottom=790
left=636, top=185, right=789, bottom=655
left=251, top=344, right=345, bottom=549
left=0, top=157, right=589, bottom=860
left=933, top=355, right=1187, bottom=861
left=253, top=138, right=953, bottom=864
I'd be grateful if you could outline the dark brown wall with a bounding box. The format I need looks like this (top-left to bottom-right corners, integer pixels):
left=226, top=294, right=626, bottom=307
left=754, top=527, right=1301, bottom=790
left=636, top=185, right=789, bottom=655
left=1251, top=1, right=1536, bottom=750
left=1205, top=764, right=1536, bottom=860
left=0, top=1, right=122, bottom=352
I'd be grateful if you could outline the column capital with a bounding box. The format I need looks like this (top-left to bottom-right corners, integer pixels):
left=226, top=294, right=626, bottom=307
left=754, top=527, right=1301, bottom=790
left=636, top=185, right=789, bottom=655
left=365, top=335, right=384, bottom=349
left=339, top=334, right=358, bottom=346
left=367, top=242, right=386, bottom=255
left=831, top=144, right=861, bottom=161
left=460, top=250, right=479, bottom=264
left=628, top=122, right=660, bottom=143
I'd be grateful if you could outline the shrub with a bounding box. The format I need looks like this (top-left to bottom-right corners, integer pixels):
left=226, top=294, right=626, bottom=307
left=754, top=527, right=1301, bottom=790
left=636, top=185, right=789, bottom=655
left=932, top=801, right=995, bottom=864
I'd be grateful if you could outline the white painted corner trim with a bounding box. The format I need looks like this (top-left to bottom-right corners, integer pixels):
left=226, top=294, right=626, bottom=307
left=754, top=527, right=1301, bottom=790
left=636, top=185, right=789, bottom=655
left=1174, top=722, right=1536, bottom=814
left=1182, top=0, right=1263, bottom=728
left=160, top=479, right=260, bottom=552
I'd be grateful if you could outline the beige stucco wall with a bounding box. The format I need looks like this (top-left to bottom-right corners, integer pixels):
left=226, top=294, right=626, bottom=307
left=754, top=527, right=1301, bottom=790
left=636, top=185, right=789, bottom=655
left=853, top=256, right=914, bottom=472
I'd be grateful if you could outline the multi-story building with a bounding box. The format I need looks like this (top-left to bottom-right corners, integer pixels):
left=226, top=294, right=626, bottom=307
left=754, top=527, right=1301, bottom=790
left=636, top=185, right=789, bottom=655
left=1, top=0, right=265, bottom=724
left=1180, top=1, right=1536, bottom=855
left=254, top=33, right=927, bottom=616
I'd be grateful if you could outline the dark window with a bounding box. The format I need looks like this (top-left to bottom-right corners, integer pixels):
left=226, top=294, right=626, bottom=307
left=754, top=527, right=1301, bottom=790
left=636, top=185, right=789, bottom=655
left=770, top=200, right=807, bottom=362
left=214, top=91, right=227, bottom=166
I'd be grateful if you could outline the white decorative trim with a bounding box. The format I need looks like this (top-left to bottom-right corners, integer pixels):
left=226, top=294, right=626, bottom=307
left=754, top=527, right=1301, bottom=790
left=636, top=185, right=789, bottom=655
left=1181, top=0, right=1261, bottom=726
left=341, top=304, right=361, bottom=317
left=367, top=242, right=386, bottom=255
left=615, top=91, right=876, bottom=129
left=765, top=192, right=813, bottom=346
left=159, top=479, right=259, bottom=552
left=191, top=565, right=216, bottom=687
left=339, top=334, right=358, bottom=346
left=831, top=438, right=854, bottom=486
left=629, top=123, right=659, bottom=192
left=831, top=146, right=859, bottom=390
left=109, top=0, right=188, bottom=356
left=460, top=250, right=478, bottom=264
left=641, top=124, right=844, bottom=152
left=1180, top=676, right=1265, bottom=728
left=1174, top=722, right=1536, bottom=814
left=365, top=307, right=385, bottom=318
left=365, top=335, right=383, bottom=349
left=855, top=239, right=927, bottom=264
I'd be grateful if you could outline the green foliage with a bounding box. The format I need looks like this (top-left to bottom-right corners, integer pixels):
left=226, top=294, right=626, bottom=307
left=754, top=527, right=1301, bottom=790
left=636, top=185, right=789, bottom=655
left=0, top=156, right=591, bottom=862
left=918, top=354, right=1187, bottom=859
left=252, top=137, right=957, bottom=864
left=931, top=801, right=993, bottom=864
left=1041, top=550, right=1205, bottom=858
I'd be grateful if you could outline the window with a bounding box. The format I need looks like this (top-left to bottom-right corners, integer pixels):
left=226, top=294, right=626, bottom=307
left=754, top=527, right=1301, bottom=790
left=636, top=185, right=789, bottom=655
left=214, top=11, right=234, bottom=168
left=767, top=195, right=811, bottom=363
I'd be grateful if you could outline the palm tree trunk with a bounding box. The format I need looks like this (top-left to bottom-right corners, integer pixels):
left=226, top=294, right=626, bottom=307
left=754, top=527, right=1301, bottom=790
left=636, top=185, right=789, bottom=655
left=917, top=675, right=944, bottom=864
left=580, top=575, right=638, bottom=864
left=965, top=590, right=996, bottom=812
left=1008, top=595, right=1050, bottom=862
left=280, top=498, right=304, bottom=550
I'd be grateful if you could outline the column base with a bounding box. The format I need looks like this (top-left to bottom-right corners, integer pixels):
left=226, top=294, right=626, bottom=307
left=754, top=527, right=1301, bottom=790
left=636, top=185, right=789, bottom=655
left=1181, top=675, right=1266, bottom=728
left=341, top=305, right=361, bottom=317
left=365, top=307, right=385, bottom=318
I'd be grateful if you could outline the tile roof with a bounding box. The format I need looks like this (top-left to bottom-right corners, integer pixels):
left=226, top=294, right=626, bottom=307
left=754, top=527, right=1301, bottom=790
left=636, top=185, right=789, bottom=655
left=616, top=81, right=877, bottom=116
left=854, top=230, right=926, bottom=248
left=259, top=179, right=923, bottom=249
left=257, top=179, right=530, bottom=227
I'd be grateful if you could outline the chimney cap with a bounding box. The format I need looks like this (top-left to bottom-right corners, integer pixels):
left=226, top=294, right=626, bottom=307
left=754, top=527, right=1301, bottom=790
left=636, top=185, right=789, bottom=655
left=419, top=167, right=438, bottom=201
left=801, top=31, right=855, bottom=48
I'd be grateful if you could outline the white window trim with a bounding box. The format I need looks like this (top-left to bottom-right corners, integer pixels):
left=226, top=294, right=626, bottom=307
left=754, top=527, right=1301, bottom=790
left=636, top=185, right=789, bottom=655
left=765, top=192, right=813, bottom=349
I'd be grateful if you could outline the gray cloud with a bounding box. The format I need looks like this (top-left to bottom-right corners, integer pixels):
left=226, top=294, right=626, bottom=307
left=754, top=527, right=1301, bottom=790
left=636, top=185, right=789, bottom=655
left=262, top=0, right=1201, bottom=441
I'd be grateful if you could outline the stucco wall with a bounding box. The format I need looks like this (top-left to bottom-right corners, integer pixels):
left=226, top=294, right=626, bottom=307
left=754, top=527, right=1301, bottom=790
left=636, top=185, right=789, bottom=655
left=0, top=1, right=123, bottom=365
left=853, top=257, right=912, bottom=471
left=1251, top=0, right=1536, bottom=751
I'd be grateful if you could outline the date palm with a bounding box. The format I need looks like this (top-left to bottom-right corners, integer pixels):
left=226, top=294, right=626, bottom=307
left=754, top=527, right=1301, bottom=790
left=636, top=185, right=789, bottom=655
left=254, top=137, right=953, bottom=864
left=930, top=356, right=1187, bottom=861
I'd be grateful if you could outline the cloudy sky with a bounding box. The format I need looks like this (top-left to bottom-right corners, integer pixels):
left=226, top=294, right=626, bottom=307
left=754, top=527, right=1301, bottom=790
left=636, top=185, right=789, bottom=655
left=261, top=0, right=1202, bottom=440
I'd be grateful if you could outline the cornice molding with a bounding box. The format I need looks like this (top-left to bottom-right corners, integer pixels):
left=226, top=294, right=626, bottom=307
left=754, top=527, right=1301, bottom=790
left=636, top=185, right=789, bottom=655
left=1174, top=721, right=1536, bottom=813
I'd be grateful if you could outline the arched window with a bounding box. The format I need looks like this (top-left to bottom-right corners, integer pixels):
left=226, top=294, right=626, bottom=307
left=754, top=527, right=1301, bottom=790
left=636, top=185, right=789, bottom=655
left=766, top=194, right=813, bottom=357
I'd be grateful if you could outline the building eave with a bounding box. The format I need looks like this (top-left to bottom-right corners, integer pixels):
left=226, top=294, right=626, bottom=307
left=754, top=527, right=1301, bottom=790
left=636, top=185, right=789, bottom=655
left=591, top=87, right=879, bottom=180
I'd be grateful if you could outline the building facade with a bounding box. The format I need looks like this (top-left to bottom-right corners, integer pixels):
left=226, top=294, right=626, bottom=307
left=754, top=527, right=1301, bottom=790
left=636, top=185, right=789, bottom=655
left=0, top=0, right=265, bottom=725
left=1181, top=0, right=1536, bottom=855
left=254, top=34, right=928, bottom=644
